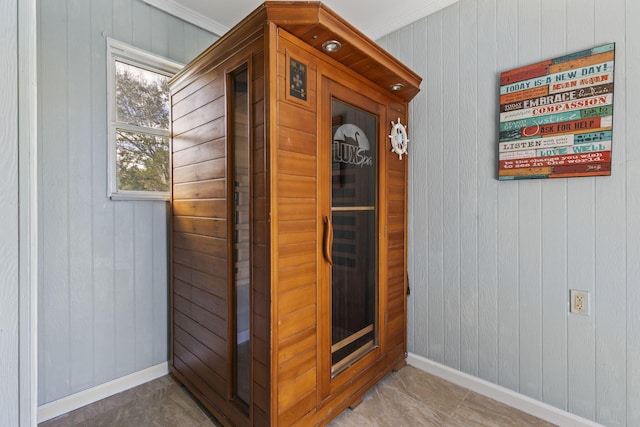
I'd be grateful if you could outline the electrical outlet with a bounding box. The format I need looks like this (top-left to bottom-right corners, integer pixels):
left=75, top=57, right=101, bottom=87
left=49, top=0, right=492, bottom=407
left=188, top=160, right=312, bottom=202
left=570, top=289, right=590, bottom=315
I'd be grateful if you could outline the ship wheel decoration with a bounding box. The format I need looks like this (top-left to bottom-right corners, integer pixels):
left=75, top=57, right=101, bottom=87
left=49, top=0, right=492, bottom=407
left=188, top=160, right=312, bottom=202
left=388, top=117, right=409, bottom=160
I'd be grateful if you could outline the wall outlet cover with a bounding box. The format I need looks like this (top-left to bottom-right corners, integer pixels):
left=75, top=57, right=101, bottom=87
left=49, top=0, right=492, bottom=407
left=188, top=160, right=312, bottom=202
left=570, top=289, right=590, bottom=315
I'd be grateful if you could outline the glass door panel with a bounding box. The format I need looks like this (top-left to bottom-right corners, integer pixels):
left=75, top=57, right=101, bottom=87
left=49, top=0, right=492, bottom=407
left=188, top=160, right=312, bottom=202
left=231, top=67, right=250, bottom=408
left=330, top=98, right=378, bottom=375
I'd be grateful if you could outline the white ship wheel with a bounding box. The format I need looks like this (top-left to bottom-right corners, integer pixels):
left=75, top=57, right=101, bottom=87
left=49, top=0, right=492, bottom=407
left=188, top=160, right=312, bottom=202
left=389, top=118, right=408, bottom=160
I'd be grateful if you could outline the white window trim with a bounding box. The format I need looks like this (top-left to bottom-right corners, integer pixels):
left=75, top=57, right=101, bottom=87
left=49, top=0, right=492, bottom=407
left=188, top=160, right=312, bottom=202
left=106, top=37, right=182, bottom=201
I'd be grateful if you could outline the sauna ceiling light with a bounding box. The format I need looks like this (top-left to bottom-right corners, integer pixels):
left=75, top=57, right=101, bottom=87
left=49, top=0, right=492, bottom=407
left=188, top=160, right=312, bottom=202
left=390, top=83, right=404, bottom=91
left=322, top=40, right=342, bottom=52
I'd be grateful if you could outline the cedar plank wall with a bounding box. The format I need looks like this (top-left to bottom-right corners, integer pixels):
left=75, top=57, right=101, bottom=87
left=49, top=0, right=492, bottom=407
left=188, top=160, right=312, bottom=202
left=386, top=103, right=409, bottom=359
left=273, top=33, right=320, bottom=426
left=251, top=47, right=270, bottom=426
left=170, top=35, right=269, bottom=427
left=273, top=30, right=408, bottom=426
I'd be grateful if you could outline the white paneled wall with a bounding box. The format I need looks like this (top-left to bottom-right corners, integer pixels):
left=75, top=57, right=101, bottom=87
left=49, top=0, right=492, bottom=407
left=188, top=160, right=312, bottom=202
left=0, top=0, right=20, bottom=425
left=37, top=0, right=217, bottom=405
left=379, top=0, right=640, bottom=425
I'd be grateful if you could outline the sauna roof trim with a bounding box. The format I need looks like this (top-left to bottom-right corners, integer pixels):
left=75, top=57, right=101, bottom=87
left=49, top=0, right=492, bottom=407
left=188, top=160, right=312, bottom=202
left=171, top=1, right=422, bottom=102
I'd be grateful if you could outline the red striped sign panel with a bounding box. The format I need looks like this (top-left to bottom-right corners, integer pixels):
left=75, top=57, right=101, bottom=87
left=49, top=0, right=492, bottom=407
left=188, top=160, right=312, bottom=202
left=498, top=43, right=614, bottom=180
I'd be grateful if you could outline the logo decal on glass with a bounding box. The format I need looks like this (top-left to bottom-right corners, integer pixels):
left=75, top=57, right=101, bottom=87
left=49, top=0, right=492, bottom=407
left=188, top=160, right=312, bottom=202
left=332, top=124, right=373, bottom=167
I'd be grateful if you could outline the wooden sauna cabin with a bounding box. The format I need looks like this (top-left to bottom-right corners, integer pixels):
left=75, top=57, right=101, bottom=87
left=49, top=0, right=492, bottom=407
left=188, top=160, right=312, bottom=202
left=169, top=2, right=421, bottom=426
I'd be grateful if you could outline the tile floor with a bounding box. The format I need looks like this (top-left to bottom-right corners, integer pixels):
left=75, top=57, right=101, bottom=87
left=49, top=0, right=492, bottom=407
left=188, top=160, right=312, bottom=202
left=39, top=366, right=556, bottom=426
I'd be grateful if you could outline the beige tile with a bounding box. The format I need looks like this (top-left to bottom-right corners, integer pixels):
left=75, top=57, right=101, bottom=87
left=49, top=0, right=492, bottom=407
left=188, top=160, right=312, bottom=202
left=82, top=386, right=210, bottom=427
left=41, top=377, right=211, bottom=427
left=329, top=367, right=460, bottom=427
left=38, top=410, right=87, bottom=427
left=391, top=366, right=470, bottom=413
left=445, top=392, right=557, bottom=427
left=40, top=369, right=556, bottom=427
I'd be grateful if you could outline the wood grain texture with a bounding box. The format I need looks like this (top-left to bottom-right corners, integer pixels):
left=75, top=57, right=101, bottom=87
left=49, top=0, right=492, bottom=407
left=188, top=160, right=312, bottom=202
left=170, top=32, right=271, bottom=426
left=0, top=0, right=20, bottom=423
left=37, top=0, right=217, bottom=405
left=169, top=6, right=415, bottom=425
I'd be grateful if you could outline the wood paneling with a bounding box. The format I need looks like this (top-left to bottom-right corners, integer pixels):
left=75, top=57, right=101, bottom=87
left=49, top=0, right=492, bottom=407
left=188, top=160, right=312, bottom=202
left=173, top=118, right=226, bottom=152
left=442, top=4, right=461, bottom=371
left=37, top=0, right=218, bottom=405
left=172, top=199, right=226, bottom=218
left=593, top=3, right=627, bottom=426
left=626, top=1, right=640, bottom=425
left=172, top=41, right=234, bottom=416
left=458, top=0, right=479, bottom=378
left=171, top=5, right=416, bottom=425
left=173, top=77, right=224, bottom=121
left=538, top=1, right=570, bottom=412
left=425, top=11, right=445, bottom=365
left=0, top=0, right=19, bottom=423
left=173, top=139, right=225, bottom=168
left=173, top=97, right=225, bottom=136
left=259, top=3, right=421, bottom=101
left=89, top=0, right=117, bottom=389
left=173, top=158, right=226, bottom=183
left=170, top=32, right=270, bottom=426
left=515, top=0, right=543, bottom=401
left=40, top=0, right=71, bottom=400
left=173, top=217, right=227, bottom=239
left=386, top=0, right=639, bottom=425
left=495, top=0, right=519, bottom=393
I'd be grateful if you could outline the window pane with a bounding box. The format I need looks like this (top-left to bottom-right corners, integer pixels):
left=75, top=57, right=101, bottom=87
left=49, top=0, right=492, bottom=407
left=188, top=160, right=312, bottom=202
left=116, top=129, right=170, bottom=192
left=330, top=98, right=378, bottom=375
left=115, top=60, right=170, bottom=130
left=231, top=68, right=251, bottom=409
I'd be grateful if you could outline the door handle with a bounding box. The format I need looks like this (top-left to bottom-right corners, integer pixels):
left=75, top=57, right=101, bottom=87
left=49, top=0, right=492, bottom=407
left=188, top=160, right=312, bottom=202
left=323, top=215, right=333, bottom=265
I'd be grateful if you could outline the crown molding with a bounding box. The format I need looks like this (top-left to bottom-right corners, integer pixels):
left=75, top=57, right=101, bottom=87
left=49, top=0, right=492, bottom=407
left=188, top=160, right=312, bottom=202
left=141, top=0, right=229, bottom=36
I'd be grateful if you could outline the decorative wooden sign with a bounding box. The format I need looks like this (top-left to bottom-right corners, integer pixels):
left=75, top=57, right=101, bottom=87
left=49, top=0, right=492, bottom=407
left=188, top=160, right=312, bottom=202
left=498, top=44, right=614, bottom=180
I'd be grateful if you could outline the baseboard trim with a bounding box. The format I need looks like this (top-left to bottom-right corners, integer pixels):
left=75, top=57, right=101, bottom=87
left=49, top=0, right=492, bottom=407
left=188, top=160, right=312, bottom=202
left=406, top=353, right=603, bottom=427
left=37, top=362, right=169, bottom=423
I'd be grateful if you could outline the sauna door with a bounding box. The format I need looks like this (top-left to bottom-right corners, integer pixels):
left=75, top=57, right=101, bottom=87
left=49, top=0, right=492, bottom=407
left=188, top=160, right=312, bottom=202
left=320, top=78, right=385, bottom=391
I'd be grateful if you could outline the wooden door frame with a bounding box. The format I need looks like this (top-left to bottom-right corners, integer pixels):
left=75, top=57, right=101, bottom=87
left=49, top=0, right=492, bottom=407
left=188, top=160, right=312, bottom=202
left=317, top=74, right=391, bottom=402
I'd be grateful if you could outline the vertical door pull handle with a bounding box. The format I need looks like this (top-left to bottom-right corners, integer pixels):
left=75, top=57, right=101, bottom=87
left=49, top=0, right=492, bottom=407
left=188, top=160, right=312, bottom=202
left=323, top=215, right=333, bottom=265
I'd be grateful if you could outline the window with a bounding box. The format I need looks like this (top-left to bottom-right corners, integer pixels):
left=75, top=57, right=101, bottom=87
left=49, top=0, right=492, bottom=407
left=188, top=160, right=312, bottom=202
left=107, top=38, right=182, bottom=200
